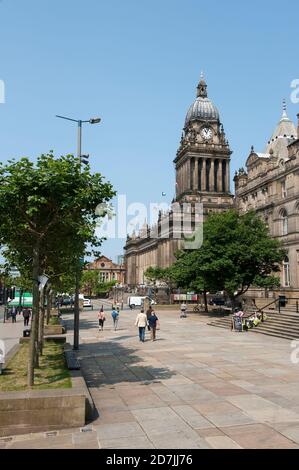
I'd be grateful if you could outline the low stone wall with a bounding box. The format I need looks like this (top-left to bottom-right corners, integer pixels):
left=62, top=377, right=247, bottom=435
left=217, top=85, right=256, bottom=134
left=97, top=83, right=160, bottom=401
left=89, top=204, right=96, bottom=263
left=155, top=304, right=180, bottom=310
left=44, top=325, right=65, bottom=336
left=0, top=370, right=93, bottom=437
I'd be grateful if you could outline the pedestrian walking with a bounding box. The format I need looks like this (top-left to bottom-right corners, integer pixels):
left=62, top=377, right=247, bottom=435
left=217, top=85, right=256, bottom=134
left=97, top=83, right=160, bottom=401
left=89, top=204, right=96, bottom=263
left=11, top=307, right=17, bottom=324
left=111, top=308, right=119, bottom=331
left=23, top=308, right=31, bottom=327
left=135, top=309, right=147, bottom=343
left=146, top=306, right=153, bottom=331
left=148, top=310, right=159, bottom=341
left=98, top=309, right=106, bottom=331
left=180, top=302, right=187, bottom=318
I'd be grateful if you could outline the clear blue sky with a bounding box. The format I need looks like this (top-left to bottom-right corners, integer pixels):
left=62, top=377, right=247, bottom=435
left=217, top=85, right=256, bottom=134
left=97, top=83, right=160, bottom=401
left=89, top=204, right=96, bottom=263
left=0, top=0, right=298, bottom=262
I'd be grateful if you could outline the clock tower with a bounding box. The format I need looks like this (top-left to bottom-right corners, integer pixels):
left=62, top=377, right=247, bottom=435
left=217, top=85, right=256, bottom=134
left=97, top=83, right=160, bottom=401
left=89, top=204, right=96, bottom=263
left=174, top=75, right=234, bottom=216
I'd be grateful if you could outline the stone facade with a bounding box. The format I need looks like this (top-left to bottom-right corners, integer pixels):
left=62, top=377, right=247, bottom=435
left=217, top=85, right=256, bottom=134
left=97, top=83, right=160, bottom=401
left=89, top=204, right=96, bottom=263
left=86, top=255, right=125, bottom=285
left=234, top=108, right=299, bottom=297
left=125, top=77, right=234, bottom=286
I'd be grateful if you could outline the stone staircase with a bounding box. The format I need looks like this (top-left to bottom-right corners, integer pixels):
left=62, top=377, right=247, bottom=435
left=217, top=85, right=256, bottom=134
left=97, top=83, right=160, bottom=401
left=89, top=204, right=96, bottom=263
left=208, top=309, right=299, bottom=341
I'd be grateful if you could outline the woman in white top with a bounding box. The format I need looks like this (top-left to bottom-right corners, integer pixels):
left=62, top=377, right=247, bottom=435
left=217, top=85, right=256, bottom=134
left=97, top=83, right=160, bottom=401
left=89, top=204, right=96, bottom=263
left=135, top=309, right=147, bottom=343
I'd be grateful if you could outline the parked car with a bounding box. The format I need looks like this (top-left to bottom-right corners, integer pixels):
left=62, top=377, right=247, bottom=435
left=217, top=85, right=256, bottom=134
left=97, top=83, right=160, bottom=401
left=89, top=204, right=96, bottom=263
left=62, top=295, right=73, bottom=306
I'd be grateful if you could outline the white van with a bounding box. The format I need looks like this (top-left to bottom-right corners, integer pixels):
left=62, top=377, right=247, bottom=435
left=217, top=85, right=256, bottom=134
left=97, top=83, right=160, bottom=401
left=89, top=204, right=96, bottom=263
left=127, top=296, right=156, bottom=309
left=79, top=294, right=93, bottom=309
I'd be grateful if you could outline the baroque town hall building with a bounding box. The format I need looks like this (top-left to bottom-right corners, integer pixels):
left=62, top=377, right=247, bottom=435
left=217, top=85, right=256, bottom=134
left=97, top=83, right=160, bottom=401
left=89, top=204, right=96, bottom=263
left=125, top=77, right=299, bottom=296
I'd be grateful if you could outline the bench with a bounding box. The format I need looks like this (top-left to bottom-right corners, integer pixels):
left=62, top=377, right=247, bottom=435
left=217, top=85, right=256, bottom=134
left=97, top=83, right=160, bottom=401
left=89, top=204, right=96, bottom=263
left=65, top=350, right=80, bottom=370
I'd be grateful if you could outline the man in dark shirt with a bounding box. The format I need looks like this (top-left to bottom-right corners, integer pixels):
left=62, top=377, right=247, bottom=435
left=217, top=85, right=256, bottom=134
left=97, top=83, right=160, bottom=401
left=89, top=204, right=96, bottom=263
left=146, top=306, right=152, bottom=331
left=148, top=311, right=159, bottom=341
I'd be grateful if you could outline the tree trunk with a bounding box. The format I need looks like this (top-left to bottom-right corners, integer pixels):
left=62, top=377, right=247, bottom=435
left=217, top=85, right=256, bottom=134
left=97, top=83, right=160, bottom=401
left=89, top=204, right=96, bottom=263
left=28, top=242, right=40, bottom=387
left=46, top=288, right=51, bottom=325
left=34, top=290, right=40, bottom=368
left=203, top=290, right=208, bottom=313
left=38, top=289, right=46, bottom=356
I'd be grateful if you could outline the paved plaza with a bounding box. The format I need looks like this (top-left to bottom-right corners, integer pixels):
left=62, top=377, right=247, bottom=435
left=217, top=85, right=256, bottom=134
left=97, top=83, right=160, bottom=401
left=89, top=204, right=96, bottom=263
left=2, top=306, right=299, bottom=449
left=0, top=308, right=24, bottom=357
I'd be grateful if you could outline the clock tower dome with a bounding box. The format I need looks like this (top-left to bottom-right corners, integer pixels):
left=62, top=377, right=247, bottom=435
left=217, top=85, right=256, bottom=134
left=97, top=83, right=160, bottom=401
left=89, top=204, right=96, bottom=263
left=174, top=75, right=234, bottom=216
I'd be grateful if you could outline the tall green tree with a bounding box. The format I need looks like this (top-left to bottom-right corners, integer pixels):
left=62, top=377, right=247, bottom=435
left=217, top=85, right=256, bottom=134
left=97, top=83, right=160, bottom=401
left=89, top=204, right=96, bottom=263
left=0, top=153, right=115, bottom=385
left=81, top=270, right=101, bottom=297
left=171, top=210, right=285, bottom=311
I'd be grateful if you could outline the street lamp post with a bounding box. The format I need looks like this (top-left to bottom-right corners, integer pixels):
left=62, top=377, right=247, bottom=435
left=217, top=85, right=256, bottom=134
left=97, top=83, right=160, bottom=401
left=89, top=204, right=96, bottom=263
left=56, top=115, right=101, bottom=350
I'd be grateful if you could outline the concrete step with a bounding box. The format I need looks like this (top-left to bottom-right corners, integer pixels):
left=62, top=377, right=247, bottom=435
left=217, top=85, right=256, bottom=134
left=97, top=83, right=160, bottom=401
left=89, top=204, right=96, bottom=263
left=251, top=329, right=298, bottom=341
left=262, top=318, right=299, bottom=328
left=207, top=314, right=299, bottom=341
left=208, top=323, right=231, bottom=330
left=208, top=320, right=231, bottom=327
left=252, top=325, right=299, bottom=338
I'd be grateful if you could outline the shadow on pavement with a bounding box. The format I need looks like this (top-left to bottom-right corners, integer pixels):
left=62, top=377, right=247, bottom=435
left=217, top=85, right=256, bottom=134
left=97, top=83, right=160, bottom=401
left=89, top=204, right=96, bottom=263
left=76, top=340, right=175, bottom=389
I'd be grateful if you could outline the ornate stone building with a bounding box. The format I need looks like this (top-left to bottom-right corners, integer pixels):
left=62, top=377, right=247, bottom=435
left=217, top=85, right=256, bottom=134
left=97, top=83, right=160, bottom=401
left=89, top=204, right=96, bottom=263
left=125, top=77, right=234, bottom=286
left=234, top=105, right=299, bottom=296
left=86, top=256, right=125, bottom=284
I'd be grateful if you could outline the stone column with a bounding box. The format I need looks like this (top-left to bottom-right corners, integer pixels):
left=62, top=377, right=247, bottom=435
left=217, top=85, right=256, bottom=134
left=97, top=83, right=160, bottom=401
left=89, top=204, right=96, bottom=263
left=187, top=160, right=191, bottom=191
left=218, top=159, right=223, bottom=192
left=222, top=160, right=226, bottom=192
left=226, top=160, right=230, bottom=192
left=194, top=159, right=198, bottom=191
left=185, top=162, right=189, bottom=191
left=178, top=166, right=182, bottom=195
left=209, top=159, right=215, bottom=192
left=201, top=158, right=206, bottom=191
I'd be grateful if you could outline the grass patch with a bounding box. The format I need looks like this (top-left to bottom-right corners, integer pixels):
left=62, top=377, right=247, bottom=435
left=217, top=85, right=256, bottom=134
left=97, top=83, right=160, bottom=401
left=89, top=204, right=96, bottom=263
left=48, top=316, right=60, bottom=326
left=0, top=341, right=72, bottom=392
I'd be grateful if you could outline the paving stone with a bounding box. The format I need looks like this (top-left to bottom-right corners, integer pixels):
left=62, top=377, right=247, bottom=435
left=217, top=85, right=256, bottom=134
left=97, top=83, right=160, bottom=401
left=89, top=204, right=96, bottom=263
left=100, top=436, right=155, bottom=449
left=196, top=428, right=226, bottom=438
left=149, top=430, right=212, bottom=449
left=206, top=436, right=243, bottom=449
left=94, top=422, right=145, bottom=440
left=203, top=410, right=256, bottom=428
left=226, top=394, right=299, bottom=424
left=72, top=431, right=98, bottom=445
left=96, top=410, right=135, bottom=425
left=171, top=405, right=214, bottom=429
left=221, top=424, right=297, bottom=449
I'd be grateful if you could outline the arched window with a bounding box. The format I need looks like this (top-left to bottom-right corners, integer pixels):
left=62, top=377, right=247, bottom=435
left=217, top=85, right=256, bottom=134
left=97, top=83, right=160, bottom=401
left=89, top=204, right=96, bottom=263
left=280, top=209, right=288, bottom=235
left=283, top=256, right=290, bottom=288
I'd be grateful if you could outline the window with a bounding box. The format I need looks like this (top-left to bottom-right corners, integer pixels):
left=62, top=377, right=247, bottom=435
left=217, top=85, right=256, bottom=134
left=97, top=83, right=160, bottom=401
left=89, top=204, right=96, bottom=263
left=283, top=256, right=291, bottom=287
left=281, top=181, right=287, bottom=199
left=280, top=209, right=288, bottom=236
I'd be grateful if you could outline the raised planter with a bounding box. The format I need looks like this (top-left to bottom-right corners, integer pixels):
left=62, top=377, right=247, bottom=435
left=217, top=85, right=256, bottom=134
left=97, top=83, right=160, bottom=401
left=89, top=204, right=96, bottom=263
left=19, top=336, right=66, bottom=345
left=44, top=325, right=65, bottom=336
left=0, top=371, right=93, bottom=438
left=0, top=344, right=94, bottom=437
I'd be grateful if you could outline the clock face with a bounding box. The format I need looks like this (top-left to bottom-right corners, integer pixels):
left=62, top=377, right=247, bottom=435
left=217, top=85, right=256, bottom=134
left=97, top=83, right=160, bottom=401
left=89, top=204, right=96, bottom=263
left=201, top=127, right=213, bottom=141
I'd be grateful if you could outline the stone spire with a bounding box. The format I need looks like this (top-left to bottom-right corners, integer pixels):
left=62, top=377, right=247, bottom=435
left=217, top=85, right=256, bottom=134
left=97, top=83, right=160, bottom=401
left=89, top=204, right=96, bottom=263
left=281, top=99, right=288, bottom=120
left=197, top=72, right=208, bottom=98
left=265, top=101, right=297, bottom=159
